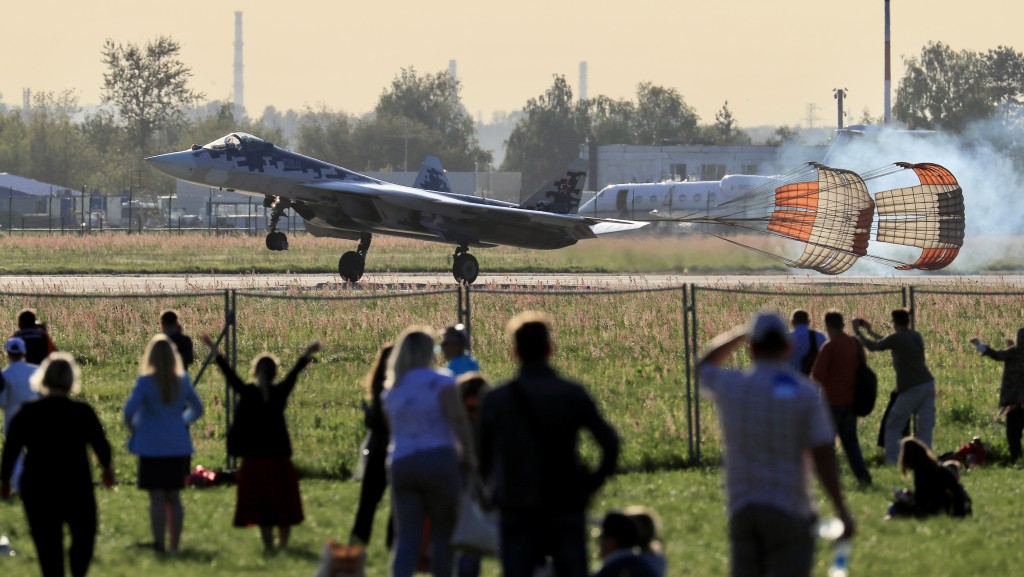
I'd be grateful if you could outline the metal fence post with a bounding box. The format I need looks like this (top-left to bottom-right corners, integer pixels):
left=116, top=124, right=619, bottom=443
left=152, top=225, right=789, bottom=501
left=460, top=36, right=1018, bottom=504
left=908, top=286, right=917, bottom=330
left=682, top=284, right=694, bottom=464
left=690, top=284, right=701, bottom=464
left=227, top=289, right=239, bottom=471
left=458, top=283, right=472, bottom=351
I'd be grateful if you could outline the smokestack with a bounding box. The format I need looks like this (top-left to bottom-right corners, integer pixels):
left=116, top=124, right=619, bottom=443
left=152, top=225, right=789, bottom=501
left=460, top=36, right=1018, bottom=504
left=884, top=0, right=891, bottom=124
left=449, top=59, right=457, bottom=84
left=234, top=11, right=244, bottom=119
left=22, top=88, right=30, bottom=111
left=579, top=61, right=588, bottom=101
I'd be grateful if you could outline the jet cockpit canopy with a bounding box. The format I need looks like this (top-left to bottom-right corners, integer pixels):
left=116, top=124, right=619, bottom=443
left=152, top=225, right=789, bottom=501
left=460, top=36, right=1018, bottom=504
left=200, top=133, right=271, bottom=152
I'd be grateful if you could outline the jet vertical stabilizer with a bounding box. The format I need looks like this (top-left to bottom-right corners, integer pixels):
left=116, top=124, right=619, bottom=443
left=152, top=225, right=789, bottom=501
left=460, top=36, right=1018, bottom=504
left=413, top=156, right=452, bottom=193
left=518, top=158, right=588, bottom=214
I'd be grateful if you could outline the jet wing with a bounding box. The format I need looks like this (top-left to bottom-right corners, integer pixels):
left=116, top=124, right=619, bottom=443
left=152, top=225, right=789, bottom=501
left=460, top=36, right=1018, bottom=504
left=291, top=180, right=645, bottom=247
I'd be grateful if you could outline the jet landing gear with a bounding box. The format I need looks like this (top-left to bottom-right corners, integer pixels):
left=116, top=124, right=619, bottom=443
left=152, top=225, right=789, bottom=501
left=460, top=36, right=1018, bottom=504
left=264, top=196, right=290, bottom=251
left=338, top=233, right=372, bottom=283
left=452, top=245, right=479, bottom=284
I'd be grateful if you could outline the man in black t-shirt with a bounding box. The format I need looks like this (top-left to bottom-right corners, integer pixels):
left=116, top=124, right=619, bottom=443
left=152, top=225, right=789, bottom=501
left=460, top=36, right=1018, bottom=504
left=12, top=309, right=53, bottom=365
left=160, top=309, right=195, bottom=370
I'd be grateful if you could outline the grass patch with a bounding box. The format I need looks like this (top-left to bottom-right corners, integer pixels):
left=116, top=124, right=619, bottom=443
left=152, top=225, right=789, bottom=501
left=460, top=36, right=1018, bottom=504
left=1, top=237, right=1024, bottom=574
left=2, top=467, right=1023, bottom=576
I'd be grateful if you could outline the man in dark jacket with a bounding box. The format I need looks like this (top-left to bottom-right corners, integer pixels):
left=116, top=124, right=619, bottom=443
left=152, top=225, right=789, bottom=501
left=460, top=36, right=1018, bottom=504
left=480, top=311, right=620, bottom=577
left=971, top=328, right=1024, bottom=462
left=160, top=309, right=195, bottom=370
left=12, top=309, right=54, bottom=365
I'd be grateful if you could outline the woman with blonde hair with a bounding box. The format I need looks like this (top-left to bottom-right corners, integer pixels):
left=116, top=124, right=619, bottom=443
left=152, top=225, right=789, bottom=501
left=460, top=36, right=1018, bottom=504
left=123, top=334, right=204, bottom=554
left=383, top=326, right=475, bottom=577
left=1, top=353, right=114, bottom=577
left=201, top=334, right=321, bottom=551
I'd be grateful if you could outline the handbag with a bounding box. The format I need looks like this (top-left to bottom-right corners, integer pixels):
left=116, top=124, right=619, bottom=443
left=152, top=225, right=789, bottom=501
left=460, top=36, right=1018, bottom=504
left=314, top=540, right=366, bottom=577
left=450, top=485, right=499, bottom=556
left=853, top=346, right=878, bottom=417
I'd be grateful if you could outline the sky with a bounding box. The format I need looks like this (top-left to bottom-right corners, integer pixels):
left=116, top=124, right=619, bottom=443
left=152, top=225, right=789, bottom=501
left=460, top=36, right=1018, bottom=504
left=3, top=1, right=1024, bottom=128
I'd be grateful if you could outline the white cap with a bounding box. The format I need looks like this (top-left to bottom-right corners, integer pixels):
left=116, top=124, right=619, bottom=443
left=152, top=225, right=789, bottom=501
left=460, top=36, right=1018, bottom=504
left=747, top=311, right=791, bottom=345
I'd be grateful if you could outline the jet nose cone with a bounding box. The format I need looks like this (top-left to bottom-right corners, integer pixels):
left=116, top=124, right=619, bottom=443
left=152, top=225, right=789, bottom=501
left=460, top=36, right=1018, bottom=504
left=145, top=151, right=196, bottom=181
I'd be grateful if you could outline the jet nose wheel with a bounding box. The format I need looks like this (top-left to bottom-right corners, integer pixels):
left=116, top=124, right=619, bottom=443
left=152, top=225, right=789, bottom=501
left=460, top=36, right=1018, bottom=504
left=338, top=251, right=365, bottom=283
left=453, top=253, right=479, bottom=284
left=265, top=231, right=289, bottom=251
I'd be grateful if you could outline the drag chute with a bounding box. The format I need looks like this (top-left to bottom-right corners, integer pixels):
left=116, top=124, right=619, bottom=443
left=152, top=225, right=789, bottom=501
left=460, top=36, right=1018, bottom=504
left=869, top=162, right=965, bottom=271
left=656, top=161, right=965, bottom=275
left=765, top=164, right=874, bottom=274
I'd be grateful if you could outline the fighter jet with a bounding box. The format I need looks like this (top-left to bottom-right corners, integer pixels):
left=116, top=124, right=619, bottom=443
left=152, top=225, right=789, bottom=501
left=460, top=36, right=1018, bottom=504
left=146, top=132, right=646, bottom=283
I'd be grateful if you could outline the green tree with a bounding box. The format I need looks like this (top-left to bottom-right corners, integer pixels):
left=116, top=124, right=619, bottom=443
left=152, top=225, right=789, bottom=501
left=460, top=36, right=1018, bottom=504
left=765, top=125, right=796, bottom=146
left=0, top=109, right=29, bottom=176
left=984, top=45, right=1024, bottom=107
left=893, top=41, right=992, bottom=131
left=24, top=91, right=99, bottom=190
left=502, top=75, right=589, bottom=189
left=371, top=67, right=490, bottom=171
left=101, top=36, right=203, bottom=151
left=295, top=105, right=358, bottom=167
left=704, top=100, right=750, bottom=145
left=588, top=95, right=634, bottom=145
left=632, top=82, right=700, bottom=144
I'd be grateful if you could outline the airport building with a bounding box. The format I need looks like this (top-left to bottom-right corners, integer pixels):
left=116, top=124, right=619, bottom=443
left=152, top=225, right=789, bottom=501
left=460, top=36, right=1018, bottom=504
left=583, top=143, right=829, bottom=189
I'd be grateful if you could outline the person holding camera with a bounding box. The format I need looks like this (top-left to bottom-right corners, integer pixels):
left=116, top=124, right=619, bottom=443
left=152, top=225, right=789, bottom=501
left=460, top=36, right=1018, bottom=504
left=971, top=328, right=1024, bottom=462
left=854, top=309, right=935, bottom=465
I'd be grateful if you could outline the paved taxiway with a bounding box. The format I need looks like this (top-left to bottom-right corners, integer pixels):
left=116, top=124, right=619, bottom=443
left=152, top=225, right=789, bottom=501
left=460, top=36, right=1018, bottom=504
left=0, top=273, right=1022, bottom=293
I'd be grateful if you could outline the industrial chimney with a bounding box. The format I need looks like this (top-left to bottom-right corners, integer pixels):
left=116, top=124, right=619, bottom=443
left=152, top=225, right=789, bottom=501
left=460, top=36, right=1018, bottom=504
left=233, top=11, right=245, bottom=120
left=884, top=0, right=891, bottom=124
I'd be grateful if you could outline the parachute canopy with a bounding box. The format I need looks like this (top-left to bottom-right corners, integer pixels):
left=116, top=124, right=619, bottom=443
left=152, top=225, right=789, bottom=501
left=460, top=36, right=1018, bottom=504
left=665, top=161, right=965, bottom=275
left=872, top=162, right=965, bottom=271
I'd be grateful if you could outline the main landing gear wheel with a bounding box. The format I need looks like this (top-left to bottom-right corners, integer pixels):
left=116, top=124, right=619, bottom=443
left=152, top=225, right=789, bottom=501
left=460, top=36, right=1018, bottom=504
left=265, top=231, right=288, bottom=251
left=338, top=251, right=365, bottom=283
left=338, top=232, right=372, bottom=283
left=453, top=253, right=479, bottom=284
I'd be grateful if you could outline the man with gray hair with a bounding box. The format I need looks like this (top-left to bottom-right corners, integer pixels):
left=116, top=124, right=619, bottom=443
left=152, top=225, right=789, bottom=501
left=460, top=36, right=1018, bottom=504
left=699, top=310, right=854, bottom=577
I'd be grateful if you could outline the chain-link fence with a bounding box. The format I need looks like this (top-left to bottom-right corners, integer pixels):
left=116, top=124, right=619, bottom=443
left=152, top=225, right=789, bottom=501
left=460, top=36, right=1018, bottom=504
left=1, top=281, right=1020, bottom=477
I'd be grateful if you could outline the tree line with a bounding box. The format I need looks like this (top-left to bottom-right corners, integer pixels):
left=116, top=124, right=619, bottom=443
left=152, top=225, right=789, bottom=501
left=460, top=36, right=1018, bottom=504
left=2, top=36, right=1023, bottom=197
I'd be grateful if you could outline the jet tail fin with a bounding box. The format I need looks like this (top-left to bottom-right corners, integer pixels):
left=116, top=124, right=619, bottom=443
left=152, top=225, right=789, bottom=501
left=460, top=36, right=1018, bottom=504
left=413, top=156, right=453, bottom=193
left=518, top=158, right=589, bottom=214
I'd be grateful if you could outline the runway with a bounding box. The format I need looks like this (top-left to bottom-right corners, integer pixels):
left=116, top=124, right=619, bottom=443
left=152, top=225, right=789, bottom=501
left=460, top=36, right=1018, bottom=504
left=1, top=272, right=1022, bottom=293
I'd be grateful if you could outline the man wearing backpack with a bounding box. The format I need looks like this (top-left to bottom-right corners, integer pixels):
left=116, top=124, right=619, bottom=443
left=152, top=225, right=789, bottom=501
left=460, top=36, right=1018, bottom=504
left=788, top=310, right=825, bottom=376
left=811, top=311, right=873, bottom=486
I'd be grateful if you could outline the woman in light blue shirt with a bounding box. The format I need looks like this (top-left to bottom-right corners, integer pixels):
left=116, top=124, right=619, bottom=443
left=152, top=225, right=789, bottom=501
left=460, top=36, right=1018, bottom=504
left=383, top=326, right=475, bottom=577
left=123, top=334, right=203, bottom=554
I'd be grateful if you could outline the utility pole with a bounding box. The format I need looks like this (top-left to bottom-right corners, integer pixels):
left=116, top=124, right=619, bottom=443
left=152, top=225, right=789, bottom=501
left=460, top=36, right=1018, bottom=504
left=834, top=88, right=848, bottom=129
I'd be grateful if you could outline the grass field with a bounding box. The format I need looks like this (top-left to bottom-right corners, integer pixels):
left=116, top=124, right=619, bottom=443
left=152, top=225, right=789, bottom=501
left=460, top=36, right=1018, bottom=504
left=0, top=230, right=1020, bottom=276
left=1, top=236, right=1023, bottom=575
left=0, top=231, right=792, bottom=275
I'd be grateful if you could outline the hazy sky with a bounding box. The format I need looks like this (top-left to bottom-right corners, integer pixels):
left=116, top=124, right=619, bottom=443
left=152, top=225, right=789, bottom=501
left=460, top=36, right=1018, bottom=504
left=3, top=1, right=1023, bottom=128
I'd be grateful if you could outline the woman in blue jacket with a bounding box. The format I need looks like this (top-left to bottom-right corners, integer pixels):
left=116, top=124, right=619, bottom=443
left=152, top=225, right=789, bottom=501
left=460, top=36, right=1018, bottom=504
left=123, top=334, right=204, bottom=555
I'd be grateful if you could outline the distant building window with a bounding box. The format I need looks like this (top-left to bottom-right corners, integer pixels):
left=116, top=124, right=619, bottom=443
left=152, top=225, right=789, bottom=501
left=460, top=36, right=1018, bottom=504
left=701, top=164, right=727, bottom=180
left=742, top=164, right=759, bottom=175
left=671, top=163, right=688, bottom=181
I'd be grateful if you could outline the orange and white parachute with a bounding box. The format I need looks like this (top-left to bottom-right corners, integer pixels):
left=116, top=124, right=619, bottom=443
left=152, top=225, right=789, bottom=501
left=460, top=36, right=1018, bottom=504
left=674, top=161, right=965, bottom=274
left=764, top=164, right=873, bottom=274
left=866, top=162, right=965, bottom=271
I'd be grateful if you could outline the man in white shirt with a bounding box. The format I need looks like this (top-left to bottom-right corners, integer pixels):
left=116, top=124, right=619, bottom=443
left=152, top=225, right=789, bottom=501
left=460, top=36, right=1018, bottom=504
left=699, top=311, right=854, bottom=577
